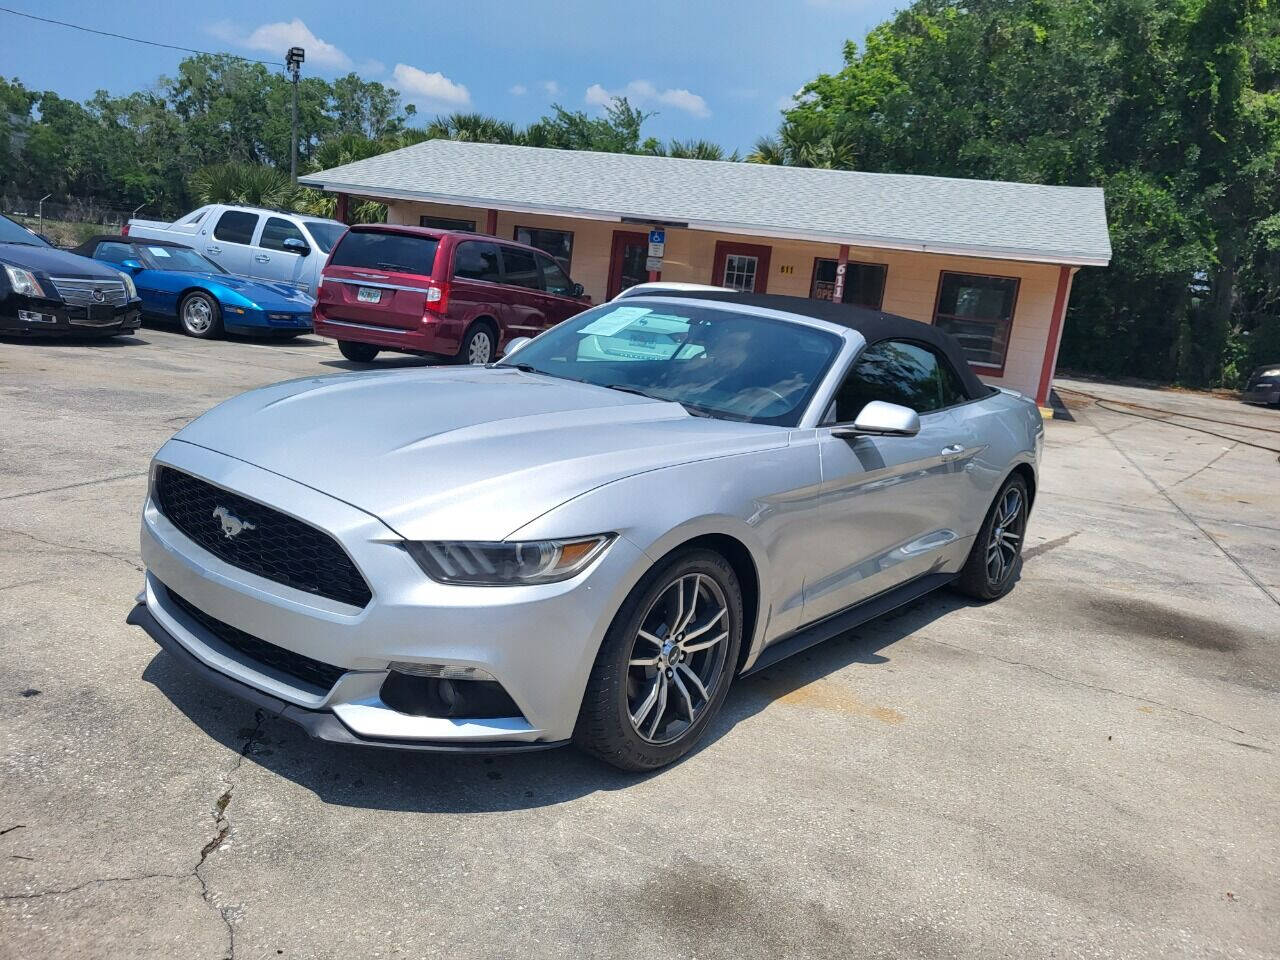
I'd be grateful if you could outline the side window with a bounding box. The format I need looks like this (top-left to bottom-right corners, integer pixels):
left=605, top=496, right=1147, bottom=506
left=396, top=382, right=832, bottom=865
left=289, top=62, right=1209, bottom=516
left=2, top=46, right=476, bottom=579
left=258, top=217, right=306, bottom=253
left=95, top=242, right=134, bottom=265
left=834, top=340, right=948, bottom=421
left=936, top=355, right=970, bottom=407
left=213, top=210, right=259, bottom=245
left=536, top=253, right=573, bottom=295
left=452, top=241, right=502, bottom=283
left=501, top=246, right=542, bottom=290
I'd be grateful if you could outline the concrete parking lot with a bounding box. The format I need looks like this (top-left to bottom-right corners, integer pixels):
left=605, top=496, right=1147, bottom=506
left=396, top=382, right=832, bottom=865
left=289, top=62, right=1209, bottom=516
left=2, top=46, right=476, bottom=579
left=2, top=329, right=1278, bottom=959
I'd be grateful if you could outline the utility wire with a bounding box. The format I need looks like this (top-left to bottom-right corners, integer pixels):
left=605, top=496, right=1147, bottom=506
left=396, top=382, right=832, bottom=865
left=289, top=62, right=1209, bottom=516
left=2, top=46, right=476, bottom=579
left=0, top=6, right=284, bottom=66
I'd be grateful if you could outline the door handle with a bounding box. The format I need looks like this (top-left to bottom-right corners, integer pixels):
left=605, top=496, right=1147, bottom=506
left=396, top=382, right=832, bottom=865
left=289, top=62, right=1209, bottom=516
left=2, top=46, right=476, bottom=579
left=254, top=254, right=271, bottom=263
left=940, top=444, right=965, bottom=460
left=206, top=245, right=221, bottom=254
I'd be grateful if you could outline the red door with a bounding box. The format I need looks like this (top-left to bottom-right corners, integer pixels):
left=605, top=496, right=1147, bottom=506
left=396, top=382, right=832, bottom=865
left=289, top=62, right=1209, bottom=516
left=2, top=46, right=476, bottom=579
left=711, top=241, right=772, bottom=293
left=608, top=231, right=652, bottom=299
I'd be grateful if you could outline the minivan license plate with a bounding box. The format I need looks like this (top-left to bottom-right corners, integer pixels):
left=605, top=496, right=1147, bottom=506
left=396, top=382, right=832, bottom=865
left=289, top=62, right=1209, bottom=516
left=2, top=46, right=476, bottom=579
left=357, top=287, right=382, bottom=303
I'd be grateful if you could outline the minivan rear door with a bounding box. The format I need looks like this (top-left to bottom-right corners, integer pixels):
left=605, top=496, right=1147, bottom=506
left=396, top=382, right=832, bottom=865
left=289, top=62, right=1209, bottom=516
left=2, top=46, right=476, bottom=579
left=321, top=231, right=438, bottom=330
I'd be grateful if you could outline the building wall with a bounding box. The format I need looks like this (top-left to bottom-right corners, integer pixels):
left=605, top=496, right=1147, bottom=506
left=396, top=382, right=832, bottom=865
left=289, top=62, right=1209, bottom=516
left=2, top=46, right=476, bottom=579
left=385, top=199, right=1065, bottom=400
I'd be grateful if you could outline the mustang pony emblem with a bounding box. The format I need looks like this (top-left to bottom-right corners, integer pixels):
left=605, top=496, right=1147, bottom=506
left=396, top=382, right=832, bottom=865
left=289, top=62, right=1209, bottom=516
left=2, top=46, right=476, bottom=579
left=211, top=506, right=256, bottom=540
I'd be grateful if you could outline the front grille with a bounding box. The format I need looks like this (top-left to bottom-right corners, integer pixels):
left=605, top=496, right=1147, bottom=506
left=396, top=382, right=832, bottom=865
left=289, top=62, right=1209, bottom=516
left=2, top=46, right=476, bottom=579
left=154, top=467, right=373, bottom=607
left=49, top=276, right=130, bottom=308
left=166, top=587, right=346, bottom=692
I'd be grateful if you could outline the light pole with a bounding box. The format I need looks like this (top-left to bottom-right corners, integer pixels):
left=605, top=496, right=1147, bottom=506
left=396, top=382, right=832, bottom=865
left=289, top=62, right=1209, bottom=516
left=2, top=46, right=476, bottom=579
left=286, top=46, right=305, bottom=186
left=37, top=193, right=50, bottom=236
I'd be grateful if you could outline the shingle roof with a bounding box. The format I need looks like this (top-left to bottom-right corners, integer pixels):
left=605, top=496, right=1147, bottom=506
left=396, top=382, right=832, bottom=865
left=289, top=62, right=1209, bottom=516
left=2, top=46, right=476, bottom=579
left=300, top=140, right=1111, bottom=267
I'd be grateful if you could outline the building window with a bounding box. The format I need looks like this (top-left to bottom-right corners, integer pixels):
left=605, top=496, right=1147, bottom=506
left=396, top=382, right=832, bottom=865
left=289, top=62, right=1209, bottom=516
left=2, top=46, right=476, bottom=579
left=933, top=272, right=1020, bottom=369
left=420, top=216, right=476, bottom=233
left=723, top=254, right=759, bottom=291
left=515, top=226, right=573, bottom=272
left=810, top=259, right=887, bottom=309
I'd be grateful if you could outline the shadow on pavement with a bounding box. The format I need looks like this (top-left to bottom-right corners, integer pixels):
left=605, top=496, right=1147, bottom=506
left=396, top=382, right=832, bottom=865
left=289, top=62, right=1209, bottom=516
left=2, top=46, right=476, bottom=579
left=142, top=582, right=992, bottom=813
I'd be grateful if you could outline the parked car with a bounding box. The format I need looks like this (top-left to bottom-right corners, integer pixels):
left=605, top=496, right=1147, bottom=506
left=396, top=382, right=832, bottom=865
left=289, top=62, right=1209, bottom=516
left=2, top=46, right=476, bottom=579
left=127, top=290, right=1041, bottom=771
left=313, top=224, right=591, bottom=365
left=613, top=281, right=732, bottom=300
left=1241, top=363, right=1280, bottom=407
left=73, top=236, right=313, bottom=339
left=125, top=204, right=345, bottom=297
left=0, top=214, right=141, bottom=338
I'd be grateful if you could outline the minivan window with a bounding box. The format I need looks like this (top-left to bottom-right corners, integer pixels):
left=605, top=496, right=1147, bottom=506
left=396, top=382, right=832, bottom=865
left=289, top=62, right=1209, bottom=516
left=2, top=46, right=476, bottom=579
left=213, top=211, right=259, bottom=245
left=329, top=231, right=440, bottom=275
left=453, top=241, right=502, bottom=283
left=501, top=246, right=541, bottom=290
left=536, top=253, right=573, bottom=296
left=258, top=217, right=307, bottom=253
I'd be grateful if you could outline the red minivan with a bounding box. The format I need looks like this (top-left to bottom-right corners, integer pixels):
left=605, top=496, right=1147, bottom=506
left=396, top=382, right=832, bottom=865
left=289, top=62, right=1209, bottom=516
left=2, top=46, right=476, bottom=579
left=313, top=225, right=591, bottom=364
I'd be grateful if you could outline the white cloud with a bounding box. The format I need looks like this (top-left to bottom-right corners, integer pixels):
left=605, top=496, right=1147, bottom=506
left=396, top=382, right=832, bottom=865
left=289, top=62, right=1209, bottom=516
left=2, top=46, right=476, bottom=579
left=584, top=80, right=710, bottom=118
left=392, top=64, right=471, bottom=106
left=208, top=19, right=353, bottom=71
left=542, top=80, right=562, bottom=97
left=509, top=84, right=528, bottom=96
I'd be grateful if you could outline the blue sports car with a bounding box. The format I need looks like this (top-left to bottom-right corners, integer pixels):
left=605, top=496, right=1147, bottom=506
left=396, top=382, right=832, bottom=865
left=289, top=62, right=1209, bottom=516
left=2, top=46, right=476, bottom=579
left=73, top=236, right=314, bottom=339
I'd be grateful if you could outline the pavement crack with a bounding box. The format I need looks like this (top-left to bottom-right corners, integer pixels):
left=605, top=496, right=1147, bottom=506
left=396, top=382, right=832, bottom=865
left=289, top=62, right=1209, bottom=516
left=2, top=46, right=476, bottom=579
left=192, top=711, right=265, bottom=960
left=1, top=872, right=187, bottom=902
left=0, top=471, right=148, bottom=502
left=0, top=825, right=25, bottom=836
left=922, top=636, right=1272, bottom=746
left=0, top=527, right=142, bottom=573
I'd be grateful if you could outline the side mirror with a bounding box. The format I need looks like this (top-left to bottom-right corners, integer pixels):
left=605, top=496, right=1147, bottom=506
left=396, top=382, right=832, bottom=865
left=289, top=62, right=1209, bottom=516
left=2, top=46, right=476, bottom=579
left=831, top=400, right=921, bottom=438
left=571, top=282, right=585, bottom=298
left=503, top=336, right=532, bottom=358
left=283, top=238, right=309, bottom=254
left=120, top=259, right=144, bottom=272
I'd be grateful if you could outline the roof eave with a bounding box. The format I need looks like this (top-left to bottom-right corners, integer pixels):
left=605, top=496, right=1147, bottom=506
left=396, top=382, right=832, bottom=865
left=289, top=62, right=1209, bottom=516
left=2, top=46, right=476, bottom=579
left=301, top=178, right=1112, bottom=268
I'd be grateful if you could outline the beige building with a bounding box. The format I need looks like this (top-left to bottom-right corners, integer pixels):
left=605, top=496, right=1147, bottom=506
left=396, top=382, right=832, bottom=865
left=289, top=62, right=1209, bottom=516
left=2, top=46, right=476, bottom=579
left=301, top=140, right=1111, bottom=406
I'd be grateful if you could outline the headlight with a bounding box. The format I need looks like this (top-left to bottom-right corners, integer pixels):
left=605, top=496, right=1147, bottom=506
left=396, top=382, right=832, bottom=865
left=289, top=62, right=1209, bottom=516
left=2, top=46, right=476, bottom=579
left=3, top=264, right=47, bottom=298
left=1261, top=368, right=1280, bottom=378
left=117, top=270, right=137, bottom=299
left=404, top=535, right=612, bottom=585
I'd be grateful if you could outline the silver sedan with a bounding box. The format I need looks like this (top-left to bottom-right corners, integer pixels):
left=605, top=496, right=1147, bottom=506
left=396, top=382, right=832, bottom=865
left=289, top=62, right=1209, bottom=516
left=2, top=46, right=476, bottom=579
left=127, top=292, right=1042, bottom=770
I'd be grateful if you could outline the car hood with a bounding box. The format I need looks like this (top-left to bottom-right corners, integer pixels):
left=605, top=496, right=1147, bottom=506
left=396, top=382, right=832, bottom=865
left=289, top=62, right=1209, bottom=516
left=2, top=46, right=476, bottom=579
left=173, top=366, right=788, bottom=540
left=1, top=243, right=130, bottom=281
left=166, top=271, right=313, bottom=308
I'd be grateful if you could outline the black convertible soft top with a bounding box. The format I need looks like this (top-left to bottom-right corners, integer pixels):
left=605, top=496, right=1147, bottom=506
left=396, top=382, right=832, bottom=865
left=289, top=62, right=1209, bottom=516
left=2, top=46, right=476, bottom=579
left=651, top=289, right=994, bottom=400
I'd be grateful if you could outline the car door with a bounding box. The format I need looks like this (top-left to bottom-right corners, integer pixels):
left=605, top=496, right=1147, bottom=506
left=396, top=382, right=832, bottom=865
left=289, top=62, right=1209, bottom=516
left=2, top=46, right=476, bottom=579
left=803, top=339, right=974, bottom=623
left=533, top=252, right=586, bottom=326
left=203, top=209, right=259, bottom=277
left=448, top=239, right=507, bottom=353
left=498, top=245, right=549, bottom=338
left=251, top=216, right=310, bottom=290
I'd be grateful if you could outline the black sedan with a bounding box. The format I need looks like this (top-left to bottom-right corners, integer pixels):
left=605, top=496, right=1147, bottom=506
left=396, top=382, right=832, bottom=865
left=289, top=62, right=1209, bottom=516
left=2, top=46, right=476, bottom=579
left=0, top=215, right=142, bottom=337
left=1242, top=363, right=1280, bottom=407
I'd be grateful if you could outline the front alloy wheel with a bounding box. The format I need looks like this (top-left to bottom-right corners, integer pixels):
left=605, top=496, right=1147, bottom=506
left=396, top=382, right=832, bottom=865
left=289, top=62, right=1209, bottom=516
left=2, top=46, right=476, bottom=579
left=575, top=549, right=743, bottom=771
left=179, top=292, right=221, bottom=339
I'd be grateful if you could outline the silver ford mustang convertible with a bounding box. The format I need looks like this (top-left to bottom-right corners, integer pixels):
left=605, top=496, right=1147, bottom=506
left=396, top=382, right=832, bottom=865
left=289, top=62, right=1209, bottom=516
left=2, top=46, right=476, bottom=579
left=127, top=291, right=1042, bottom=770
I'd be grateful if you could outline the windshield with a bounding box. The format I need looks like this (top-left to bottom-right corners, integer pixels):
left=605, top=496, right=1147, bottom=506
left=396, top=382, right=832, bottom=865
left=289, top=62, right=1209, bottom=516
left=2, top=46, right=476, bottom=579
left=303, top=220, right=345, bottom=253
left=0, top=215, right=50, bottom=247
left=141, top=245, right=226, bottom=273
left=499, top=300, right=843, bottom=427
left=328, top=230, right=438, bottom=275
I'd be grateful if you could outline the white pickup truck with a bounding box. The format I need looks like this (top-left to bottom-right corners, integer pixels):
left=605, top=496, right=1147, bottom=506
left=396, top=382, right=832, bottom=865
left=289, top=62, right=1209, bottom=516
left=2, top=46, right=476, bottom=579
left=125, top=204, right=346, bottom=297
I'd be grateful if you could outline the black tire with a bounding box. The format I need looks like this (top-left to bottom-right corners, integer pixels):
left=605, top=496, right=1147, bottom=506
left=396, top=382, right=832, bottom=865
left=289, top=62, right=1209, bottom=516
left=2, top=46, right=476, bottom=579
left=954, top=473, right=1030, bottom=600
left=178, top=291, right=222, bottom=339
left=338, top=340, right=379, bottom=363
left=574, top=548, right=743, bottom=771
left=456, top=322, right=496, bottom=365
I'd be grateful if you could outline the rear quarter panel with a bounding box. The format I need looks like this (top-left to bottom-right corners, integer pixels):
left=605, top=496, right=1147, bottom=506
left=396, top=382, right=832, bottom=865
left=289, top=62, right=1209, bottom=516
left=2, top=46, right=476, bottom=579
left=953, top=389, right=1043, bottom=533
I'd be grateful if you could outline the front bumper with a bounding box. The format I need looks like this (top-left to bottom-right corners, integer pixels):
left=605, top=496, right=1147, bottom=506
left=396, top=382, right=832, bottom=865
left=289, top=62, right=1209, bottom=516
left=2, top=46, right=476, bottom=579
left=131, top=439, right=646, bottom=748
left=0, top=292, right=142, bottom=335
left=224, top=306, right=313, bottom=335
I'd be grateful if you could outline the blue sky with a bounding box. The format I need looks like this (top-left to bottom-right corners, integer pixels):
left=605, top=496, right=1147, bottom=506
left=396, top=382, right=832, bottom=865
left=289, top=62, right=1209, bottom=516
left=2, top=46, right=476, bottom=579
left=0, top=0, right=901, bottom=152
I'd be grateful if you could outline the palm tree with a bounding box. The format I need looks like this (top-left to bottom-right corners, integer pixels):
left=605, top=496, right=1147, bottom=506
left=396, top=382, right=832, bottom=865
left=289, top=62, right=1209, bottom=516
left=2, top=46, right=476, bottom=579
left=423, top=112, right=520, bottom=144
left=648, top=139, right=732, bottom=161
left=190, top=163, right=295, bottom=208
left=746, top=136, right=786, bottom=164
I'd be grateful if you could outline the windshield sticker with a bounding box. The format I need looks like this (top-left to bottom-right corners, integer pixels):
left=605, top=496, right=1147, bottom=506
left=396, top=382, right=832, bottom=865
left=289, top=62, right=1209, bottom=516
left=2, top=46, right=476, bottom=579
left=148, top=246, right=171, bottom=258
left=578, top=307, right=652, bottom=337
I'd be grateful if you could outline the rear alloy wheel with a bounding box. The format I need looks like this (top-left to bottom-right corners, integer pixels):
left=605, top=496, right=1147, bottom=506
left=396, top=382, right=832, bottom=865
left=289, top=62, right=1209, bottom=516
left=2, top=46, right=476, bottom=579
left=575, top=549, right=743, bottom=770
left=955, top=473, right=1029, bottom=600
left=338, top=340, right=379, bottom=363
left=458, top=325, right=494, bottom=365
left=179, top=292, right=222, bottom=339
